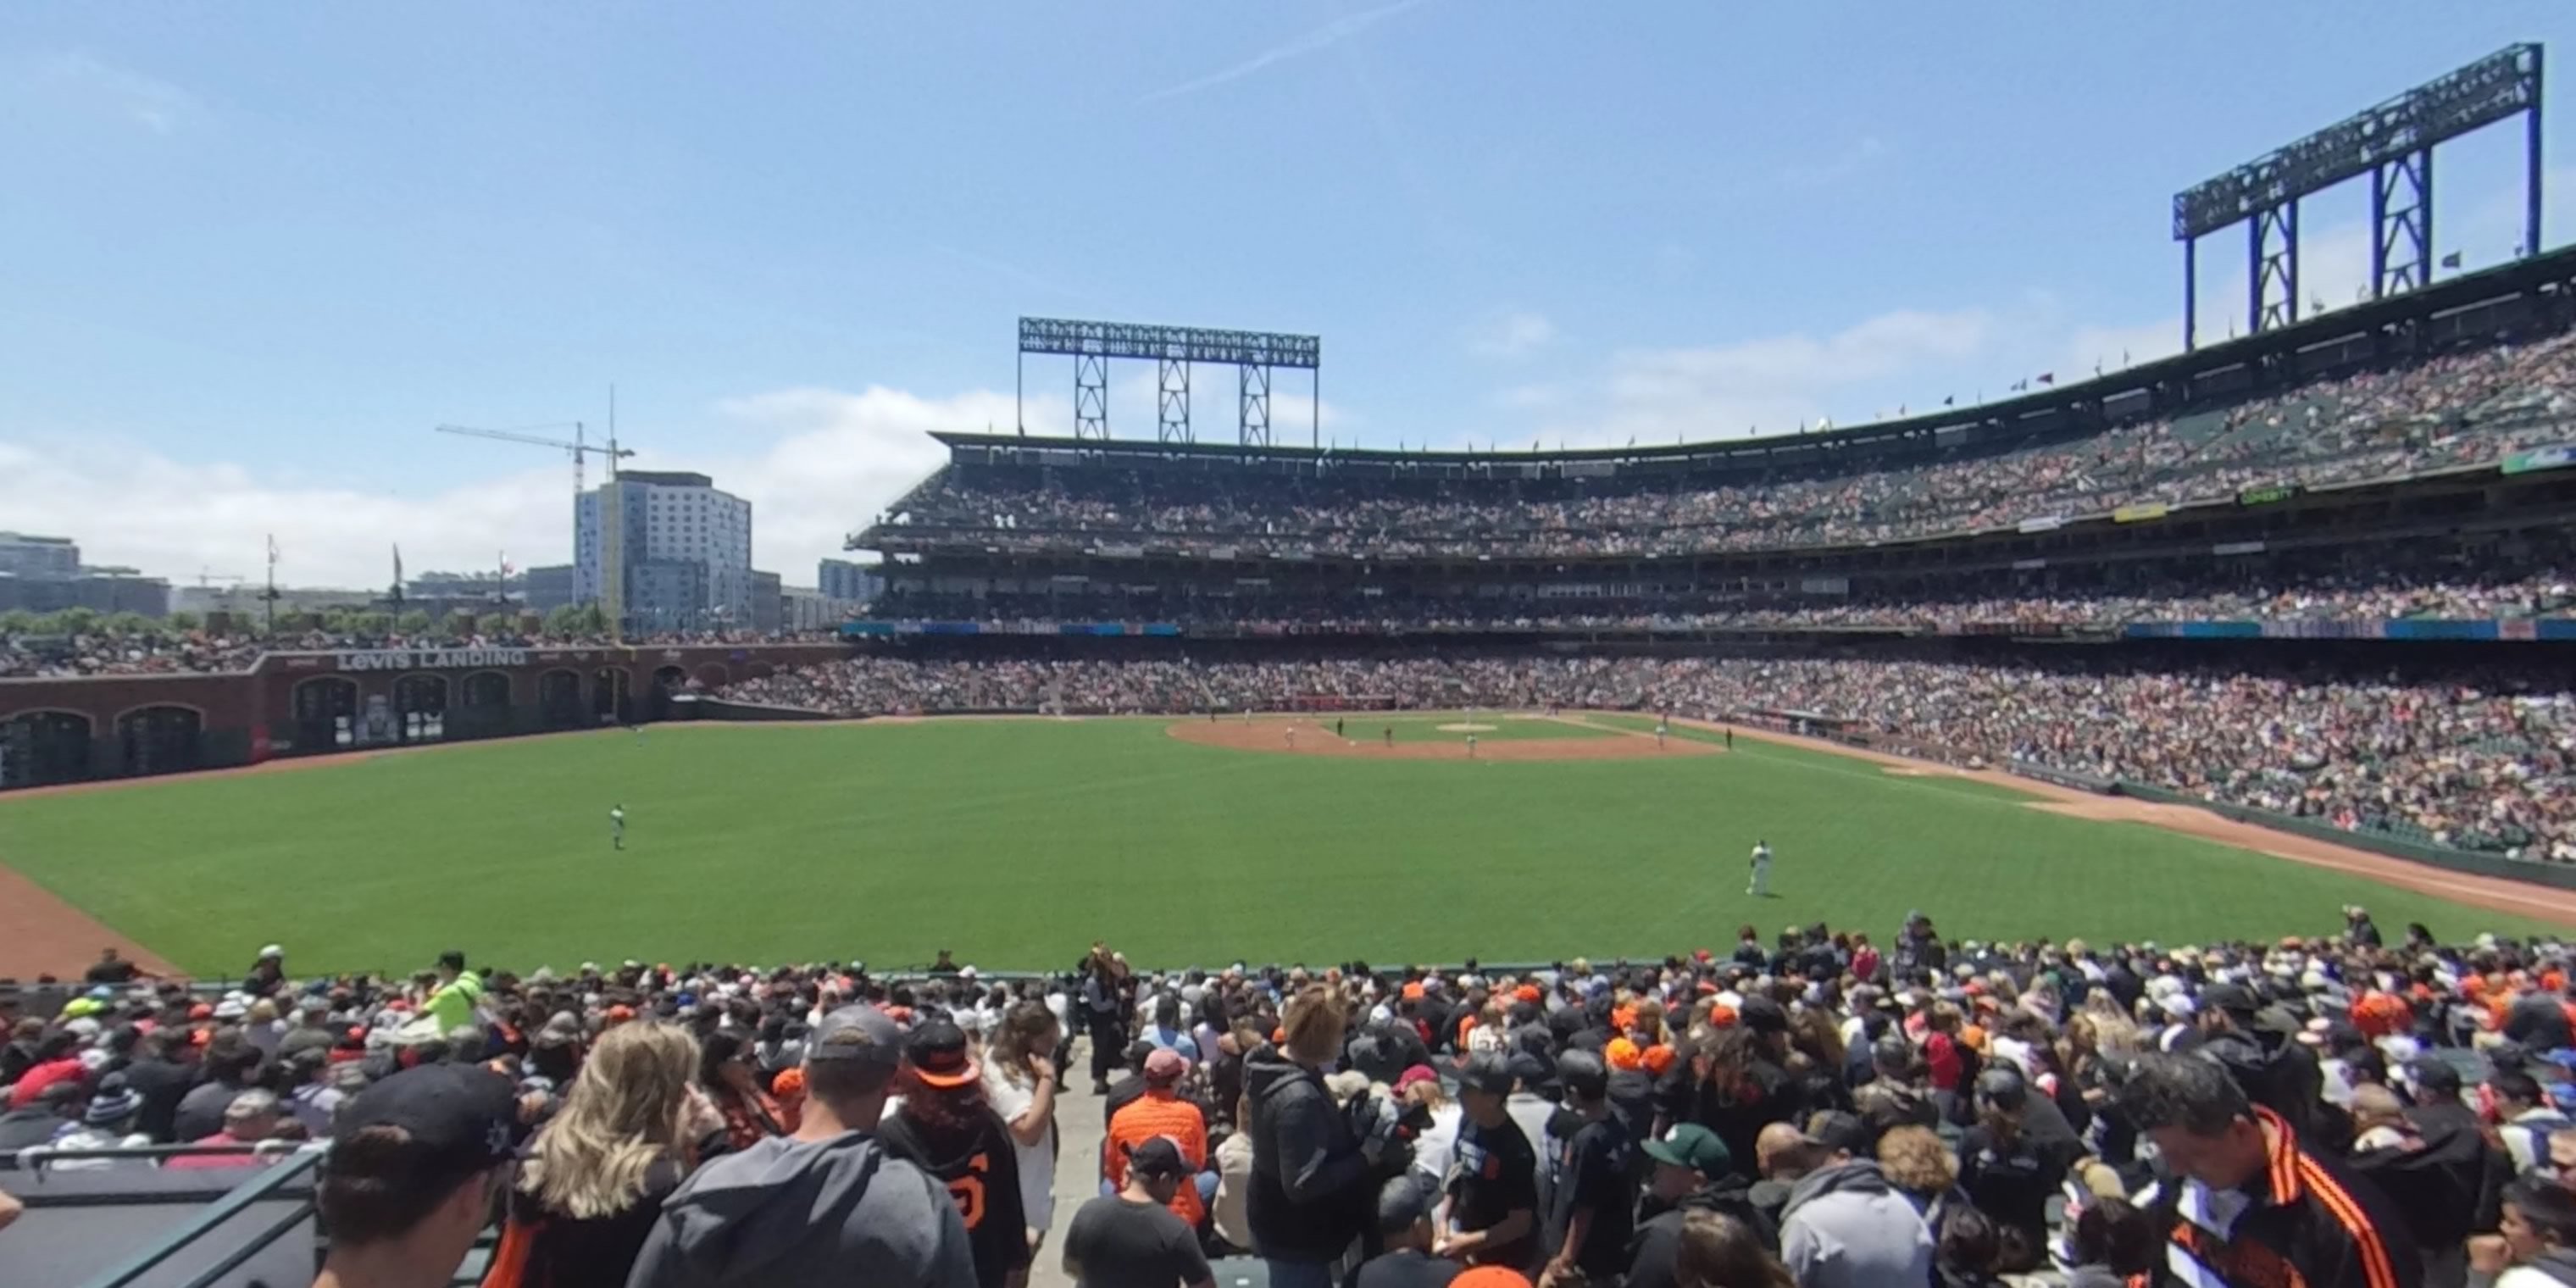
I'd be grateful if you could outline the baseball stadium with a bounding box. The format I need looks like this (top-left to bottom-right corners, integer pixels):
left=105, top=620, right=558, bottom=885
left=6, top=25, right=2576, bottom=1288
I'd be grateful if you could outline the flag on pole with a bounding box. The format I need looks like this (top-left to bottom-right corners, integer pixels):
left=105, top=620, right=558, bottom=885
left=1942, top=396, right=1953, bottom=407
left=2035, top=373, right=2055, bottom=386
left=391, top=545, right=405, bottom=607
left=2440, top=251, right=2462, bottom=269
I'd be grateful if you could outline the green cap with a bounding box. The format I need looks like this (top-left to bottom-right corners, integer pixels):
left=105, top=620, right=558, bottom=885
left=1641, top=1123, right=1731, bottom=1175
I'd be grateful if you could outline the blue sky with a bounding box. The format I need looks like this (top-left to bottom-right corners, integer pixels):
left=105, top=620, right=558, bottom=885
left=4, top=3, right=2573, bottom=588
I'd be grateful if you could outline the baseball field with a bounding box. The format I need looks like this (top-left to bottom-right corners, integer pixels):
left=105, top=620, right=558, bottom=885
left=0, top=712, right=2568, bottom=978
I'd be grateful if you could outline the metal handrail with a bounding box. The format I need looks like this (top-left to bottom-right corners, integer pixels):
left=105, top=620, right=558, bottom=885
left=71, top=1147, right=325, bottom=1288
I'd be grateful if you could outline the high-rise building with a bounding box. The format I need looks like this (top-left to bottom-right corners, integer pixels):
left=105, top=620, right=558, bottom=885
left=818, top=558, right=880, bottom=603
left=751, top=569, right=782, bottom=632
left=575, top=471, right=753, bottom=630
left=0, top=533, right=82, bottom=580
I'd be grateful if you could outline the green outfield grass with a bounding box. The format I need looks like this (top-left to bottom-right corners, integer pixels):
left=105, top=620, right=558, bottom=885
left=0, top=717, right=2560, bottom=975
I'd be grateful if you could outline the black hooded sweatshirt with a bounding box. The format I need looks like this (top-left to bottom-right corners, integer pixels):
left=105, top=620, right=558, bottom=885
left=1245, top=1044, right=1372, bottom=1263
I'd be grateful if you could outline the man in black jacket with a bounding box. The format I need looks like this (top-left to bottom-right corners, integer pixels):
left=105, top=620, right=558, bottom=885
left=1627, top=1123, right=1776, bottom=1288
left=1248, top=985, right=1391, bottom=1288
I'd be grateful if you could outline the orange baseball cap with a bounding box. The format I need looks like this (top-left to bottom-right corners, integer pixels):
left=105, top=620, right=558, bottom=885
left=1605, top=1037, right=1643, bottom=1071
left=1706, top=1004, right=1739, bottom=1029
left=1456, top=1268, right=1532, bottom=1288
left=1402, top=981, right=1426, bottom=1002
left=1642, top=1044, right=1677, bottom=1075
left=1514, top=985, right=1541, bottom=1005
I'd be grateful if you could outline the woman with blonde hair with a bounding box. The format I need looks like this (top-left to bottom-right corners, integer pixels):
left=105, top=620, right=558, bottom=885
left=491, top=1022, right=706, bottom=1288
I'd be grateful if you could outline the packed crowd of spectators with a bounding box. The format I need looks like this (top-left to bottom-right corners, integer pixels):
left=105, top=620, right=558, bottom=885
left=720, top=652, right=2576, bottom=861
left=0, top=625, right=836, bottom=680
left=14, top=915, right=2576, bottom=1288
left=858, top=557, right=2576, bottom=635
left=872, top=330, right=2576, bottom=560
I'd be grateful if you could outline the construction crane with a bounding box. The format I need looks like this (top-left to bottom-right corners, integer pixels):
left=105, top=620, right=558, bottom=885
left=433, top=422, right=634, bottom=495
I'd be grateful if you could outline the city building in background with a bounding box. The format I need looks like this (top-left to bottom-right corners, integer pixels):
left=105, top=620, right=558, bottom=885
left=575, top=470, right=754, bottom=632
left=818, top=558, right=880, bottom=604
left=523, top=564, right=577, bottom=615
left=0, top=533, right=82, bottom=580
left=780, top=586, right=856, bottom=631
left=0, top=534, right=172, bottom=617
left=751, top=569, right=782, bottom=632
left=170, top=584, right=371, bottom=617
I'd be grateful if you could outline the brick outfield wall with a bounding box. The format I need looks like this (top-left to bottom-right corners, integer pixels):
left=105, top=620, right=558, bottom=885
left=0, top=642, right=850, bottom=788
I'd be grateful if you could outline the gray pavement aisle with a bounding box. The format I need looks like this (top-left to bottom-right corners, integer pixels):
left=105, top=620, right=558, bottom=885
left=1030, top=1039, right=1109, bottom=1288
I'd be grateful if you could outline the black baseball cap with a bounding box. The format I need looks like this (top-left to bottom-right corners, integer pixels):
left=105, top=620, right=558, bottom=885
left=1126, top=1135, right=1191, bottom=1180
left=1376, top=1174, right=1435, bottom=1235
left=2200, top=982, right=2260, bottom=1019
left=1805, top=1110, right=1869, bottom=1157
left=905, top=1017, right=980, bottom=1089
left=1459, top=1053, right=1516, bottom=1096
left=333, top=1064, right=518, bottom=1180
left=1557, top=1050, right=1609, bottom=1101
left=1739, top=996, right=1790, bottom=1035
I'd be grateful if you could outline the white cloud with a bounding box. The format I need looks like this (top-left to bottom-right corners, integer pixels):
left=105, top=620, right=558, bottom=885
left=1467, top=309, right=1558, bottom=359
left=0, top=386, right=997, bottom=591
left=1524, top=307, right=1993, bottom=448
left=1137, top=0, right=1429, bottom=105
left=17, top=50, right=199, bottom=135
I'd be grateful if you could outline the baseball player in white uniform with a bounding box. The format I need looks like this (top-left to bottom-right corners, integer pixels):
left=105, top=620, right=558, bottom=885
left=1748, top=839, right=1772, bottom=897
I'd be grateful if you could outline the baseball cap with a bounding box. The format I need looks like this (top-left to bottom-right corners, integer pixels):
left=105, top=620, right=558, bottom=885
left=1144, top=1048, right=1191, bottom=1084
left=1458, top=1053, right=1516, bottom=1096
left=1738, top=995, right=1790, bottom=1034
left=332, top=1064, right=518, bottom=1181
left=904, top=1017, right=980, bottom=1089
left=1125, top=1135, right=1191, bottom=1180
left=1455, top=1269, right=1532, bottom=1288
left=1642, top=1123, right=1732, bottom=1175
left=1392, top=1064, right=1440, bottom=1097
left=1805, top=1110, right=1869, bottom=1157
left=1557, top=1050, right=1608, bottom=1101
left=808, top=1004, right=902, bottom=1073
left=2201, top=982, right=2260, bottom=1019
left=2409, top=1057, right=2465, bottom=1096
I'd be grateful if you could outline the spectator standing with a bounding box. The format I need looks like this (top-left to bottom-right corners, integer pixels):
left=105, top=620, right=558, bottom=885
left=491, top=1023, right=704, bottom=1288
left=1954, top=1066, right=2074, bottom=1256
left=310, top=1065, right=520, bottom=1288
left=85, top=947, right=141, bottom=985
left=2122, top=1052, right=2418, bottom=1288
left=1627, top=1124, right=1774, bottom=1288
left=878, top=1018, right=1032, bottom=1288
left=425, top=951, right=484, bottom=1035
left=982, top=1001, right=1064, bottom=1252
left=625, top=1004, right=975, bottom=1288
left=1768, top=1117, right=1935, bottom=1288
left=1062, top=1136, right=1215, bottom=1288
left=1105, top=1050, right=1211, bottom=1229
left=1082, top=947, right=1134, bottom=1096
left=1537, top=1052, right=1632, bottom=1288
left=1247, top=985, right=1385, bottom=1288
left=1437, top=1055, right=1539, bottom=1272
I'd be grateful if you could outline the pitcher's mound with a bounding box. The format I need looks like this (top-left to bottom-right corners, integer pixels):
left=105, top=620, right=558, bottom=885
left=1165, top=717, right=1719, bottom=762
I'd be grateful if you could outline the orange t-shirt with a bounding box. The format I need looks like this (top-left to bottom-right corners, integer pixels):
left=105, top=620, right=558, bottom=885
left=1105, top=1091, right=1209, bottom=1227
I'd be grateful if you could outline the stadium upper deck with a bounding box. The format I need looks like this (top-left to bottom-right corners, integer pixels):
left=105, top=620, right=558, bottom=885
left=858, top=248, right=2576, bottom=567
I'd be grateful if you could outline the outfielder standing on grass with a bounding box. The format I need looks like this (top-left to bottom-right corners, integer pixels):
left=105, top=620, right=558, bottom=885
left=610, top=803, right=627, bottom=851
left=1747, top=839, right=1772, bottom=897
